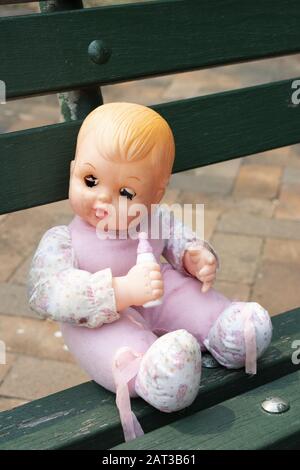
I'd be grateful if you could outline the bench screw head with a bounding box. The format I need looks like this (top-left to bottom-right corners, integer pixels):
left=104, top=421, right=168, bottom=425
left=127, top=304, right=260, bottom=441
left=88, top=40, right=111, bottom=64
left=261, top=396, right=290, bottom=414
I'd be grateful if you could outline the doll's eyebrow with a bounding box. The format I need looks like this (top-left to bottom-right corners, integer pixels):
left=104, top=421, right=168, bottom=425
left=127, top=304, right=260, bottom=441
left=127, top=176, right=141, bottom=182
left=82, top=162, right=96, bottom=170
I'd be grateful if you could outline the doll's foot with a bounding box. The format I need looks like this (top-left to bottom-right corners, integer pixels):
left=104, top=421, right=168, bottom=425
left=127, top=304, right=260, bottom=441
left=204, top=301, right=272, bottom=374
left=135, top=329, right=201, bottom=412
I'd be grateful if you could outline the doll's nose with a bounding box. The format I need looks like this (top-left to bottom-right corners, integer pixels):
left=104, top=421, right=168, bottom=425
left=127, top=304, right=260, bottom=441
left=96, top=187, right=112, bottom=203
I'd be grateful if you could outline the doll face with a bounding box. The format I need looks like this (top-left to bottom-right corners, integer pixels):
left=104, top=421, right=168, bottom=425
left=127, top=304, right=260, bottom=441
left=69, top=131, right=166, bottom=231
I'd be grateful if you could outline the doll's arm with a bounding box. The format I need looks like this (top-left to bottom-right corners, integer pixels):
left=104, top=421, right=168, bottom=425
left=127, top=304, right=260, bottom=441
left=159, top=205, right=220, bottom=276
left=28, top=225, right=119, bottom=328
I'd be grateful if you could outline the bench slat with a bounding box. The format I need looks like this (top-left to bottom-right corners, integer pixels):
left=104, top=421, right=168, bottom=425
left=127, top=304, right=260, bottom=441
left=1, top=78, right=300, bottom=214
left=0, top=308, right=299, bottom=450
left=2, top=0, right=300, bottom=98
left=113, top=370, right=300, bottom=450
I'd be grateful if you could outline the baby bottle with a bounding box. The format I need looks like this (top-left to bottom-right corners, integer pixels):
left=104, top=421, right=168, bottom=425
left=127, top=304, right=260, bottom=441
left=137, top=232, right=163, bottom=308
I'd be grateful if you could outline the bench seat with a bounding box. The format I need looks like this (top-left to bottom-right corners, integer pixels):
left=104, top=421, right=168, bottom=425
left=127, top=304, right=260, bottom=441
left=0, top=307, right=299, bottom=450
left=113, top=370, right=300, bottom=450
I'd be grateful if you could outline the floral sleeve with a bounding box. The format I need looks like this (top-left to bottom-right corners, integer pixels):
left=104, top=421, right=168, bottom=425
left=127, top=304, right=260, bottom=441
left=28, top=225, right=119, bottom=328
left=158, top=204, right=220, bottom=276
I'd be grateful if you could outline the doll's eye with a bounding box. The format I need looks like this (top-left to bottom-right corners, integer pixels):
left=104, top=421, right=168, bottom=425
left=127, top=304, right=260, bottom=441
left=84, top=175, right=99, bottom=188
left=119, top=187, right=136, bottom=200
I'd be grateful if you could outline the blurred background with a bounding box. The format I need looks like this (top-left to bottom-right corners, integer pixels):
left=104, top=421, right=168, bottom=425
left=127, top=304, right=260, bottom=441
left=1, top=0, right=300, bottom=412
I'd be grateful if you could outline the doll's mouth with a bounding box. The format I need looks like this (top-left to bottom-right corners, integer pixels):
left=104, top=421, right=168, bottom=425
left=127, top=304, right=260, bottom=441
left=95, top=208, right=108, bottom=220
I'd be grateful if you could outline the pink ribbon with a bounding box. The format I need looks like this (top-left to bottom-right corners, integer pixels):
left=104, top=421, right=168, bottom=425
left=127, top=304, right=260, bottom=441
left=112, top=348, right=144, bottom=442
left=243, top=306, right=257, bottom=375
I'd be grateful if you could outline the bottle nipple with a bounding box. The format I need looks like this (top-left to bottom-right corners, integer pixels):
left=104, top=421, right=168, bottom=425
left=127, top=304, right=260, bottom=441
left=137, top=232, right=153, bottom=254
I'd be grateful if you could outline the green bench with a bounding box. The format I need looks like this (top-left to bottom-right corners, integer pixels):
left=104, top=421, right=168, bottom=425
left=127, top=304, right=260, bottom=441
left=1, top=0, right=300, bottom=450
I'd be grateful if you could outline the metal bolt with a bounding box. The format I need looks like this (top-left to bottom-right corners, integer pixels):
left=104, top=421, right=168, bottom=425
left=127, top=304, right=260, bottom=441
left=261, top=396, right=290, bottom=414
left=202, top=353, right=220, bottom=369
left=88, top=40, right=111, bottom=64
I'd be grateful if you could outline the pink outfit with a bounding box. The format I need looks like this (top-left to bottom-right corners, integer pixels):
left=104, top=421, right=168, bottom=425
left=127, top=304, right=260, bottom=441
left=28, top=205, right=272, bottom=442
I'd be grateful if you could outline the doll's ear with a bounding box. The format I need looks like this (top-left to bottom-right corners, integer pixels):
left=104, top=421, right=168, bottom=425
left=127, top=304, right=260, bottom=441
left=70, top=159, right=75, bottom=174
left=155, top=189, right=165, bottom=204
left=155, top=187, right=166, bottom=203
left=154, top=176, right=170, bottom=203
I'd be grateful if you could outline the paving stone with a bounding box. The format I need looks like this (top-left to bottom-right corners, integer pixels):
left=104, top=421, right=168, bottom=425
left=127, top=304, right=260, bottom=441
left=263, top=239, right=300, bottom=264
left=288, top=145, right=300, bottom=168
left=170, top=172, right=234, bottom=195
left=242, top=146, right=291, bottom=167
left=161, top=188, right=180, bottom=206
left=0, top=3, right=38, bottom=17
left=1, top=95, right=59, bottom=133
left=217, top=212, right=300, bottom=240
left=0, top=354, right=16, bottom=384
left=0, top=215, right=8, bottom=225
left=213, top=280, right=251, bottom=302
left=9, top=254, right=32, bottom=286
left=0, top=356, right=89, bottom=401
left=202, top=209, right=221, bottom=241
left=223, top=198, right=277, bottom=218
left=282, top=166, right=300, bottom=186
left=205, top=198, right=277, bottom=223
left=178, top=190, right=219, bottom=206
left=39, top=201, right=74, bottom=227
left=252, top=261, right=300, bottom=316
left=0, top=282, right=39, bottom=318
left=162, top=55, right=300, bottom=101
left=0, top=315, right=75, bottom=363
left=0, top=208, right=56, bottom=259
left=162, top=202, right=220, bottom=241
left=233, top=165, right=282, bottom=199
left=169, top=159, right=241, bottom=196
left=179, top=192, right=276, bottom=217
left=210, top=233, right=263, bottom=283
left=163, top=69, right=243, bottom=100
left=194, top=158, right=242, bottom=179
left=275, top=186, right=300, bottom=220
left=7, top=101, right=60, bottom=132
left=232, top=55, right=300, bottom=84
left=0, top=238, right=24, bottom=282
left=103, top=75, right=173, bottom=106
left=0, top=398, right=28, bottom=412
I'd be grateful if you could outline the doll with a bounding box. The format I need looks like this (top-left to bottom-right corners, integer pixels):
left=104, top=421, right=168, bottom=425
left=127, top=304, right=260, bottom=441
left=28, top=102, right=272, bottom=442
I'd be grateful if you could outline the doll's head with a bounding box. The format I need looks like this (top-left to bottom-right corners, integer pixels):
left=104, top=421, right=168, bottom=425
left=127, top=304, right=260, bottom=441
left=69, top=102, right=175, bottom=231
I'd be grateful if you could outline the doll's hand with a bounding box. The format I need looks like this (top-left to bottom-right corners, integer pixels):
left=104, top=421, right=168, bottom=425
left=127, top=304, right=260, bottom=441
left=126, top=263, right=164, bottom=307
left=183, top=245, right=217, bottom=293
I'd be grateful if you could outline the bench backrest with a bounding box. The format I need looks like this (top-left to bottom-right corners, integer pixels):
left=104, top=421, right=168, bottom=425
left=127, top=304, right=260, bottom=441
left=1, top=0, right=300, bottom=215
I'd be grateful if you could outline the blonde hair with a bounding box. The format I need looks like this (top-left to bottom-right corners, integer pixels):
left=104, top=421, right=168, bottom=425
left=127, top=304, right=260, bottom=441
left=76, top=102, right=175, bottom=178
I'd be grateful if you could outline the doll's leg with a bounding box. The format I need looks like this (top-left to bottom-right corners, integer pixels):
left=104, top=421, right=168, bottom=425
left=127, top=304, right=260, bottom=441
left=60, top=307, right=201, bottom=441
left=135, top=329, right=202, bottom=414
left=60, top=307, right=157, bottom=442
left=203, top=301, right=272, bottom=374
left=60, top=307, right=157, bottom=397
left=139, top=263, right=232, bottom=350
left=140, top=264, right=272, bottom=374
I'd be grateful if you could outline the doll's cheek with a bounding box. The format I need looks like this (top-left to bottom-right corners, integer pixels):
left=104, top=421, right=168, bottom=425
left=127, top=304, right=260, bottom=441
left=70, top=191, right=91, bottom=217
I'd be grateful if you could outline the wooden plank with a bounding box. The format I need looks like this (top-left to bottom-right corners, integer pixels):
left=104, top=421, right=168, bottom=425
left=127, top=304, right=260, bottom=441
left=0, top=122, right=77, bottom=215
left=0, top=307, right=299, bottom=450
left=113, top=370, right=300, bottom=450
left=2, top=0, right=300, bottom=98
left=1, top=78, right=300, bottom=214
left=1, top=1, right=39, bottom=4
